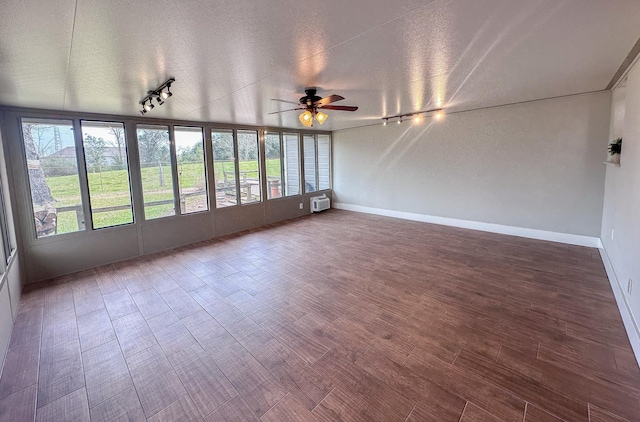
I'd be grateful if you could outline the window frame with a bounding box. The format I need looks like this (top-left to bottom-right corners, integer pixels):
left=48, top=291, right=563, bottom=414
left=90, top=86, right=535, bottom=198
left=80, top=119, right=135, bottom=230
left=301, top=133, right=332, bottom=194
left=18, top=116, right=89, bottom=239
left=236, top=129, right=262, bottom=205
left=264, top=131, right=284, bottom=200
left=5, top=108, right=330, bottom=247
left=136, top=123, right=177, bottom=221
left=174, top=125, right=209, bottom=215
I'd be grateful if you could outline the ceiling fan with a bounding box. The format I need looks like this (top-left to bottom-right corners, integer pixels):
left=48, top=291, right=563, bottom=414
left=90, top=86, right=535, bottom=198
left=269, top=88, right=358, bottom=127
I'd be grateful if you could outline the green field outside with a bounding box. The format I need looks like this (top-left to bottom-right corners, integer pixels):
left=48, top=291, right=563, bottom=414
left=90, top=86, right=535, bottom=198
left=45, top=159, right=282, bottom=234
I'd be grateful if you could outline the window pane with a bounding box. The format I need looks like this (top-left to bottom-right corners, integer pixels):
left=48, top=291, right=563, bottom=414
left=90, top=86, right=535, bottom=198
left=81, top=121, right=133, bottom=229
left=175, top=127, right=208, bottom=214
left=237, top=130, right=261, bottom=204
left=21, top=118, right=84, bottom=238
left=137, top=125, right=175, bottom=219
left=318, top=134, right=330, bottom=190
left=212, top=130, right=237, bottom=208
left=303, top=134, right=317, bottom=193
left=283, top=133, right=300, bottom=196
left=265, top=132, right=282, bottom=199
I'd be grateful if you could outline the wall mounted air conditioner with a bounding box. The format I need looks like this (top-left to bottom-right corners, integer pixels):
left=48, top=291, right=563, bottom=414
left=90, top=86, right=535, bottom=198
left=311, top=194, right=330, bottom=213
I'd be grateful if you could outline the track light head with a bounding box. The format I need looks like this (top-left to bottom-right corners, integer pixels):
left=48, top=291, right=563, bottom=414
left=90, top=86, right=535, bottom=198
left=156, top=96, right=164, bottom=106
left=144, top=101, right=154, bottom=112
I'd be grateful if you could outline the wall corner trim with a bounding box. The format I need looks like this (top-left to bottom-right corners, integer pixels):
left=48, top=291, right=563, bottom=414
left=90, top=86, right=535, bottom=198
left=333, top=203, right=601, bottom=247
left=599, top=245, right=640, bottom=367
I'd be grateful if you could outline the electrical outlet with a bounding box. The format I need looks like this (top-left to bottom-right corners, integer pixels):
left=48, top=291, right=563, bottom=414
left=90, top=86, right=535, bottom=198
left=299, top=203, right=303, bottom=210
left=628, top=279, right=633, bottom=295
left=611, top=228, right=615, bottom=240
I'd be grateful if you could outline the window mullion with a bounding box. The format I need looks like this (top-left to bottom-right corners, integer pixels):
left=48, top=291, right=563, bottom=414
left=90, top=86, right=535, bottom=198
left=279, top=132, right=285, bottom=195
left=315, top=134, right=319, bottom=193
left=73, top=119, right=92, bottom=231
left=299, top=132, right=305, bottom=194
left=203, top=127, right=216, bottom=211
left=168, top=126, right=181, bottom=215
left=233, top=129, right=241, bottom=205
left=258, top=130, right=267, bottom=203
left=126, top=121, right=145, bottom=224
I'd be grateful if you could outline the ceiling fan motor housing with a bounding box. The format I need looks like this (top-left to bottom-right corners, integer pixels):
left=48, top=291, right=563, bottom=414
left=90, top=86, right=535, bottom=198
left=300, top=88, right=322, bottom=106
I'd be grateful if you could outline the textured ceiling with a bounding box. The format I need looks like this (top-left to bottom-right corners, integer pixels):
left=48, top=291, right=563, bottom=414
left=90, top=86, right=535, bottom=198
left=0, top=0, right=639, bottom=131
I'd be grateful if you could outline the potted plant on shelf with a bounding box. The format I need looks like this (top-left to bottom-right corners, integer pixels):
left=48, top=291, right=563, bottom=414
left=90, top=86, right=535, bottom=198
left=608, top=138, right=622, bottom=164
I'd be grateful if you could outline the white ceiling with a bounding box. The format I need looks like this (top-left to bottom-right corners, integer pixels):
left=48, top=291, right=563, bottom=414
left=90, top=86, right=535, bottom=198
left=1, top=0, right=639, bottom=131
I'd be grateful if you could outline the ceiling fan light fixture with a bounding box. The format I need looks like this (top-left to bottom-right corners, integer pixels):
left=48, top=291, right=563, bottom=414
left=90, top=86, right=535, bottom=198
left=315, top=111, right=328, bottom=124
left=299, top=110, right=313, bottom=127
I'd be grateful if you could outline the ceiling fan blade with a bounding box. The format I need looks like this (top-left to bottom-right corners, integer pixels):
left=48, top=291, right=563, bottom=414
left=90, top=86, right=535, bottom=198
left=267, top=108, right=304, bottom=115
left=319, top=105, right=358, bottom=112
left=315, top=95, right=345, bottom=107
left=271, top=98, right=300, bottom=105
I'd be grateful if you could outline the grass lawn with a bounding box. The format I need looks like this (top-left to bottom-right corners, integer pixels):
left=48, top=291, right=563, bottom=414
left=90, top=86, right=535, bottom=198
left=45, top=159, right=283, bottom=233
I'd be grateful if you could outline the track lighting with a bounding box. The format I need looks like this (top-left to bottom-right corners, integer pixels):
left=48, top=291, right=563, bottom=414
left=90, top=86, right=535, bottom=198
left=139, top=78, right=175, bottom=115
left=382, top=108, right=444, bottom=125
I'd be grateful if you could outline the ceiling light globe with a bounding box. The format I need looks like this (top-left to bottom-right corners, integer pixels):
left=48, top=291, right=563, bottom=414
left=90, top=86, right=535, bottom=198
left=299, top=111, right=313, bottom=127
left=315, top=111, right=328, bottom=124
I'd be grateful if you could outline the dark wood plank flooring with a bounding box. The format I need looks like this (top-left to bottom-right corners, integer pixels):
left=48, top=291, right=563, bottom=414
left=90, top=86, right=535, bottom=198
left=1, top=210, right=638, bottom=421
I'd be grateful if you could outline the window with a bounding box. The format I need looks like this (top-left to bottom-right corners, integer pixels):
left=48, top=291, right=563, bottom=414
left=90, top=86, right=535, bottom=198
left=81, top=121, right=134, bottom=229
left=237, top=130, right=261, bottom=204
left=283, top=133, right=300, bottom=196
left=265, top=132, right=282, bottom=199
left=0, top=180, right=11, bottom=263
left=137, top=125, right=175, bottom=219
left=303, top=134, right=317, bottom=193
left=318, top=134, right=331, bottom=190
left=212, top=129, right=237, bottom=208
left=21, top=118, right=84, bottom=238
left=175, top=127, right=208, bottom=214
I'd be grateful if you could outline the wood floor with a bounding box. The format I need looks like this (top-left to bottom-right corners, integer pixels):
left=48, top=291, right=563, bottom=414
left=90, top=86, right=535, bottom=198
left=0, top=209, right=638, bottom=421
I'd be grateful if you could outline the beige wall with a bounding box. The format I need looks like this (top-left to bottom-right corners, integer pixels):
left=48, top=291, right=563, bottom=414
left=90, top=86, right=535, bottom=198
left=601, top=60, right=640, bottom=355
left=333, top=92, right=610, bottom=237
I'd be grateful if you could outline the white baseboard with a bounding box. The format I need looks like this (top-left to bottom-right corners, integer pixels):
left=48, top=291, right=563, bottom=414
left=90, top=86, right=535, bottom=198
left=333, top=203, right=601, bottom=247
left=599, top=247, right=640, bottom=367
